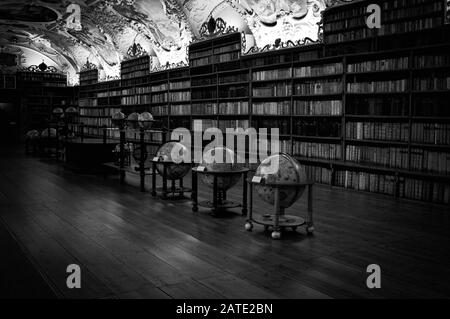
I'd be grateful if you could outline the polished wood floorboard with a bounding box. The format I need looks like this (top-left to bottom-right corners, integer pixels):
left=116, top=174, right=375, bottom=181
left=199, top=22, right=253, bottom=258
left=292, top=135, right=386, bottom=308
left=0, top=147, right=449, bottom=299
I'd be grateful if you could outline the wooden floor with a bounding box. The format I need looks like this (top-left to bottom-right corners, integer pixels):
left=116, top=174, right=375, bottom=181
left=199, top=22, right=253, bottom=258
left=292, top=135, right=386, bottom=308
left=0, top=147, right=449, bottom=299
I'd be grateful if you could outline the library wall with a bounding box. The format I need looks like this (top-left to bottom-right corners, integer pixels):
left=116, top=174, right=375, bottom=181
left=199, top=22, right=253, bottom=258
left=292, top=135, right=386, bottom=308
left=75, top=0, right=450, bottom=205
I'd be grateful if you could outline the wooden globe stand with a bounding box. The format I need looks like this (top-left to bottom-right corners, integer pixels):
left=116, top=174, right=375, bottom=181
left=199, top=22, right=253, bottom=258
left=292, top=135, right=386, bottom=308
left=245, top=178, right=315, bottom=240
left=151, top=158, right=192, bottom=199
left=191, top=167, right=249, bottom=216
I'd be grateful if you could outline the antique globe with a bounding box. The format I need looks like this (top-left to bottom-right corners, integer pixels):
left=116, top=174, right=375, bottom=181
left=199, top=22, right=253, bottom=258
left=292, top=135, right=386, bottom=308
left=53, top=107, right=64, bottom=115
left=127, top=112, right=140, bottom=130
left=254, top=153, right=308, bottom=209
left=65, top=107, right=78, bottom=123
left=112, top=111, right=126, bottom=128
left=155, top=141, right=191, bottom=180
left=199, top=146, right=243, bottom=191
left=40, top=128, right=57, bottom=139
left=139, top=112, right=154, bottom=130
left=26, top=130, right=40, bottom=141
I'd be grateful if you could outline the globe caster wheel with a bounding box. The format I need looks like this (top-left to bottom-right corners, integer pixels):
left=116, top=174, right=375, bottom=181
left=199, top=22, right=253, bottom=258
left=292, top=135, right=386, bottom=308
left=271, top=231, right=281, bottom=240
left=245, top=222, right=253, bottom=231
left=306, top=226, right=315, bottom=235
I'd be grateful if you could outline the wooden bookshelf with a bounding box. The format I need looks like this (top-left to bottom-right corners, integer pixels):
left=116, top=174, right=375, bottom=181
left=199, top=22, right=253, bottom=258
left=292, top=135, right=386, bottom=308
left=16, top=71, right=77, bottom=131
left=74, top=0, right=450, bottom=204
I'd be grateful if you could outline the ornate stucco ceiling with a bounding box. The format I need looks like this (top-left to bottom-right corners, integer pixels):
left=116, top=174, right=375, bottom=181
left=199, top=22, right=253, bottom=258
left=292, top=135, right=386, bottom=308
left=0, top=0, right=345, bottom=85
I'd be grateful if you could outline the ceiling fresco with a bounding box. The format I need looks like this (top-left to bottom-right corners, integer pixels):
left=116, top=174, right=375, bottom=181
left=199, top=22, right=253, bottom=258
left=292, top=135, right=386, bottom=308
left=0, top=0, right=350, bottom=85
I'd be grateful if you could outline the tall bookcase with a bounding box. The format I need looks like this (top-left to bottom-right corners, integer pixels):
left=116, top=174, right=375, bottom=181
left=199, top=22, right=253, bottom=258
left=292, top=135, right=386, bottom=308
left=75, top=0, right=450, bottom=204
left=17, top=71, right=76, bottom=131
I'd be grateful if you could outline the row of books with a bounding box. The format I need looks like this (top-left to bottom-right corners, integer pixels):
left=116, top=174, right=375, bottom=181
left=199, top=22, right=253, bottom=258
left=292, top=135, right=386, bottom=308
left=122, top=70, right=149, bottom=80
left=324, top=0, right=443, bottom=33
left=192, top=76, right=216, bottom=87
left=295, top=80, right=343, bottom=95
left=252, top=101, right=290, bottom=115
left=305, top=166, right=332, bottom=185
left=213, top=43, right=240, bottom=54
left=218, top=120, right=250, bottom=131
left=151, top=105, right=168, bottom=116
left=97, top=91, right=109, bottom=98
left=346, top=122, right=410, bottom=142
left=97, top=97, right=110, bottom=106
left=79, top=70, right=98, bottom=86
left=121, top=95, right=151, bottom=105
left=0, top=74, right=16, bottom=89
left=378, top=17, right=442, bottom=36
left=192, top=103, right=217, bottom=115
left=171, top=104, right=191, bottom=115
left=293, top=119, right=342, bottom=138
left=244, top=53, right=292, bottom=68
left=219, top=73, right=249, bottom=84
left=189, top=49, right=212, bottom=60
left=152, top=83, right=168, bottom=92
left=170, top=81, right=190, bottom=90
left=18, top=72, right=66, bottom=82
left=335, top=171, right=397, bottom=196
left=347, top=57, right=409, bottom=73
left=80, top=117, right=111, bottom=127
left=215, top=52, right=240, bottom=63
left=347, top=96, right=408, bottom=116
left=169, top=91, right=191, bottom=102
left=120, top=87, right=151, bottom=96
left=293, top=142, right=342, bottom=160
left=252, top=119, right=290, bottom=135
left=218, top=86, right=248, bottom=98
left=323, top=15, right=366, bottom=33
left=294, top=63, right=343, bottom=78
left=413, top=97, right=450, bottom=117
left=192, top=89, right=217, bottom=100
left=79, top=99, right=98, bottom=107
left=382, top=0, right=443, bottom=21
left=293, top=100, right=342, bottom=116
left=410, top=149, right=450, bottom=174
left=80, top=108, right=120, bottom=117
left=219, top=102, right=249, bottom=115
left=190, top=56, right=212, bottom=67
left=413, top=76, right=450, bottom=91
left=192, top=119, right=218, bottom=131
left=347, top=79, right=408, bottom=93
left=414, top=53, right=450, bottom=68
left=324, top=28, right=377, bottom=44
left=411, top=123, right=450, bottom=145
left=403, top=178, right=450, bottom=204
left=346, top=145, right=409, bottom=169
left=334, top=171, right=450, bottom=203
left=152, top=93, right=168, bottom=104
left=252, top=68, right=291, bottom=81
left=120, top=56, right=150, bottom=79
left=253, top=83, right=292, bottom=97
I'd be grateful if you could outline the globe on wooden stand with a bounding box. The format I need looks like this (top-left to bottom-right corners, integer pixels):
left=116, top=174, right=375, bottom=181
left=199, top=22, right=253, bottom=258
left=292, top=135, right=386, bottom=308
left=151, top=141, right=192, bottom=199
left=192, top=146, right=249, bottom=215
left=25, top=130, right=40, bottom=153
left=245, top=153, right=315, bottom=239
